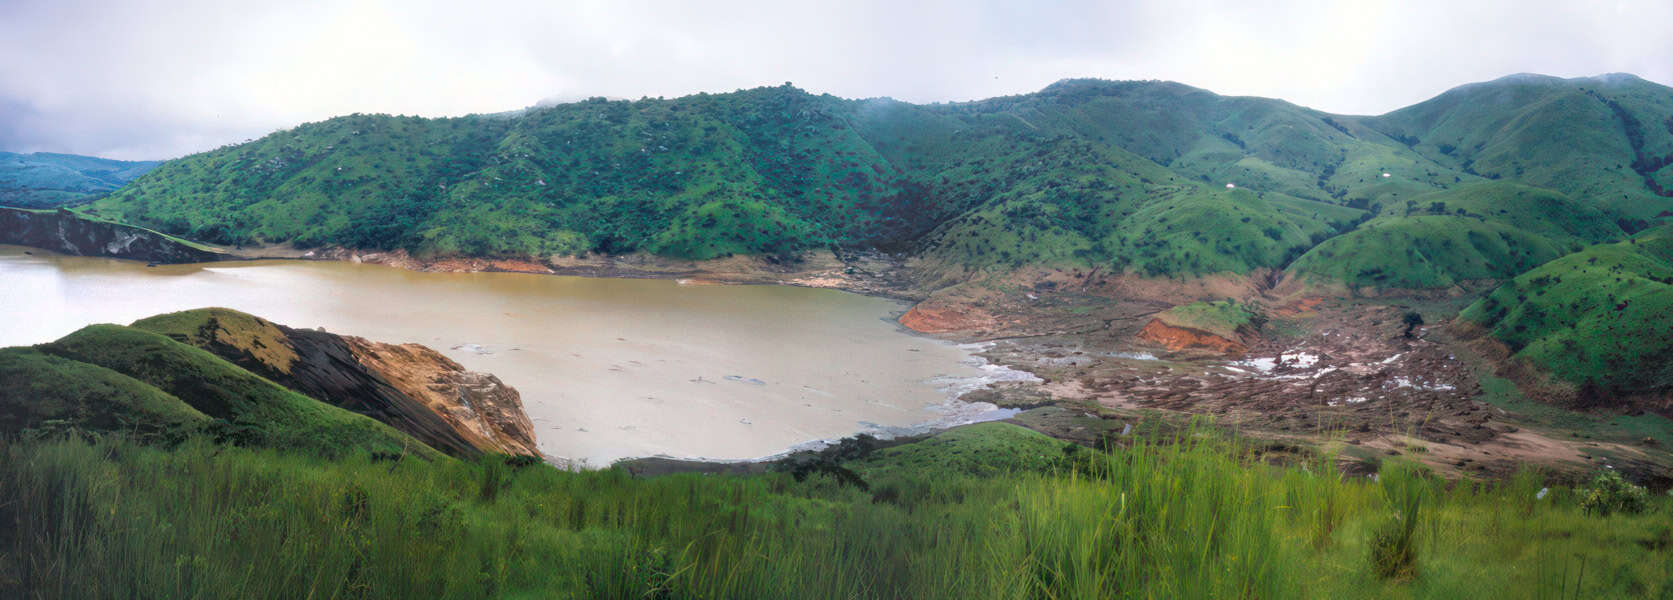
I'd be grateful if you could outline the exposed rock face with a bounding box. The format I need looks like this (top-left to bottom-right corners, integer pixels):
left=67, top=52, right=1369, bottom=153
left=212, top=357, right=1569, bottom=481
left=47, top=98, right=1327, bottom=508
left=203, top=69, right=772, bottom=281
left=134, top=308, right=538, bottom=457
left=899, top=299, right=999, bottom=334
left=1136, top=319, right=1248, bottom=354
left=333, top=336, right=537, bottom=457
left=0, top=206, right=222, bottom=263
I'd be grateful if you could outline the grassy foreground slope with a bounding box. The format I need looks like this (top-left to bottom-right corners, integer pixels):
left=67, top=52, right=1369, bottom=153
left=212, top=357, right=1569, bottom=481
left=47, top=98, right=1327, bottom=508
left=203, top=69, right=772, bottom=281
left=1460, top=224, right=1673, bottom=397
left=3, top=424, right=1669, bottom=599
left=13, top=324, right=435, bottom=459
left=0, top=348, right=210, bottom=440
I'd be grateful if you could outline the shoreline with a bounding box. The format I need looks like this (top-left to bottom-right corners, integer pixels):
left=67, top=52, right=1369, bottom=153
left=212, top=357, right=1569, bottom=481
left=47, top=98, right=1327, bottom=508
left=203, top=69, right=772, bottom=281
left=5, top=241, right=1034, bottom=471
left=11, top=239, right=1669, bottom=483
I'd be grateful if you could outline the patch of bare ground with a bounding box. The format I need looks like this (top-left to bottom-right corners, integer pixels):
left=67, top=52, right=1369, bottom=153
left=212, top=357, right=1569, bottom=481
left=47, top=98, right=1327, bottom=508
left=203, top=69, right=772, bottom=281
left=917, top=276, right=1671, bottom=483
left=1136, top=319, right=1247, bottom=354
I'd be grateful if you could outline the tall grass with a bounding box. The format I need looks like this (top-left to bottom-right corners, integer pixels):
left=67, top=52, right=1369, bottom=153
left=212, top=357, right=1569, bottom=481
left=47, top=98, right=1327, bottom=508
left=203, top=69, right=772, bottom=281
left=1, top=427, right=1669, bottom=599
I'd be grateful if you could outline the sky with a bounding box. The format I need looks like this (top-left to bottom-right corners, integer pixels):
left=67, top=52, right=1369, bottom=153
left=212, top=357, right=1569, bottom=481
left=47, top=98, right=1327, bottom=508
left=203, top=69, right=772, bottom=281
left=2, top=0, right=1671, bottom=160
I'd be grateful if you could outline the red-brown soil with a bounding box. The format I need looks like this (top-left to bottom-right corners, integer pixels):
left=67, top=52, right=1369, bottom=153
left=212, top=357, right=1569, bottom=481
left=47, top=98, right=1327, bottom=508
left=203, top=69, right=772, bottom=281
left=1136, top=319, right=1247, bottom=354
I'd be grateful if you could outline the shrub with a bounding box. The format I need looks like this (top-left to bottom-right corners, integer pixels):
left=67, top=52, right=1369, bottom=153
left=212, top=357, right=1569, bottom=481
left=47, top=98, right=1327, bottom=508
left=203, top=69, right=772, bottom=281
left=1401, top=311, right=1424, bottom=338
left=1579, top=470, right=1649, bottom=516
left=1369, top=463, right=1426, bottom=580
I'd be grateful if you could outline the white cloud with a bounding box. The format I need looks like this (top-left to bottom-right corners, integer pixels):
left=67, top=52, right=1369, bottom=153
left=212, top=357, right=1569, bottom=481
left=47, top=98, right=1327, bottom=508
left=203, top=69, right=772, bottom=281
left=1, top=0, right=1669, bottom=159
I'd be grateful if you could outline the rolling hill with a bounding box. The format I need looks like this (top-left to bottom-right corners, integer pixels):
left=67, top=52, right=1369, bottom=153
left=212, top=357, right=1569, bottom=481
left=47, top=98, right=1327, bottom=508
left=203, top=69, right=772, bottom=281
left=0, top=309, right=550, bottom=461
left=1286, top=182, right=1626, bottom=289
left=35, top=323, right=433, bottom=458
left=1362, top=73, right=1673, bottom=221
left=86, top=75, right=1673, bottom=289
left=0, top=151, right=160, bottom=207
left=1459, top=224, right=1673, bottom=401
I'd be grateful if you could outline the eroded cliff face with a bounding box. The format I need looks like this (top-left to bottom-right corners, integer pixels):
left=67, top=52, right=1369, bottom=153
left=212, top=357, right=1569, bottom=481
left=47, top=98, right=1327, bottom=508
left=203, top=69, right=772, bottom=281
left=1135, top=319, right=1249, bottom=355
left=899, top=300, right=1000, bottom=334
left=0, top=207, right=223, bottom=263
left=336, top=337, right=537, bottom=457
left=133, top=308, right=538, bottom=458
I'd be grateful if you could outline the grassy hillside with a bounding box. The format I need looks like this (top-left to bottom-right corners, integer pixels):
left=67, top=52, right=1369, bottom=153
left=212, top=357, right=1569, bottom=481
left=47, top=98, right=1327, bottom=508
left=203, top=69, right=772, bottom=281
left=1152, top=299, right=1262, bottom=340
left=91, top=88, right=929, bottom=259
left=30, top=324, right=434, bottom=459
left=4, top=423, right=1669, bottom=599
left=80, top=74, right=1673, bottom=290
left=0, top=347, right=210, bottom=440
left=127, top=307, right=541, bottom=459
left=1288, top=182, right=1627, bottom=289
left=0, top=151, right=160, bottom=208
left=130, top=308, right=302, bottom=372
left=1460, top=224, right=1673, bottom=396
left=1365, top=73, right=1673, bottom=220
left=923, top=79, right=1470, bottom=207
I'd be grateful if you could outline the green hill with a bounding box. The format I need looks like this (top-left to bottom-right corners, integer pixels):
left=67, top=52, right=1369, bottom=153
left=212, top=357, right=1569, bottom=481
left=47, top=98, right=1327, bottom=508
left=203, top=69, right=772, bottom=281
left=1459, top=225, right=1673, bottom=397
left=89, top=81, right=1388, bottom=277
left=0, top=347, right=210, bottom=440
left=23, top=324, right=436, bottom=459
left=1287, top=182, right=1626, bottom=289
left=84, top=74, right=1673, bottom=287
left=0, top=151, right=160, bottom=208
left=1364, top=73, right=1673, bottom=221
left=915, top=79, right=1470, bottom=207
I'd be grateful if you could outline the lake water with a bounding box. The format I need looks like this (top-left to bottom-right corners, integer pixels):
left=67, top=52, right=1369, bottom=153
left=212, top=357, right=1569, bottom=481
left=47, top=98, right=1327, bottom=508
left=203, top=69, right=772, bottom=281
left=0, top=245, right=1014, bottom=465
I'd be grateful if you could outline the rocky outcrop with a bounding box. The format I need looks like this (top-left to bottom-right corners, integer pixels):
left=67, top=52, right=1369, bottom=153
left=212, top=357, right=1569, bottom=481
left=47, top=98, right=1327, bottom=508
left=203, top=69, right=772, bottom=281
left=899, top=298, right=1001, bottom=334
left=0, top=206, right=222, bottom=263
left=132, top=308, right=538, bottom=458
left=1136, top=319, right=1248, bottom=354
left=332, top=336, right=537, bottom=457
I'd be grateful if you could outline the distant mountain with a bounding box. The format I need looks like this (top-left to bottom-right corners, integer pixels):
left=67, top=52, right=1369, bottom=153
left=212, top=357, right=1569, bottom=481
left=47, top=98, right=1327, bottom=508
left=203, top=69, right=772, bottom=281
left=88, top=74, right=1673, bottom=286
left=0, top=151, right=161, bottom=208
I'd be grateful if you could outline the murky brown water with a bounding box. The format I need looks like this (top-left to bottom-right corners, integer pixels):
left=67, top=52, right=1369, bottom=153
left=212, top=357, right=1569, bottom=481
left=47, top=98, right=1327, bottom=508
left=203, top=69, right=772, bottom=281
left=0, top=245, right=1014, bottom=465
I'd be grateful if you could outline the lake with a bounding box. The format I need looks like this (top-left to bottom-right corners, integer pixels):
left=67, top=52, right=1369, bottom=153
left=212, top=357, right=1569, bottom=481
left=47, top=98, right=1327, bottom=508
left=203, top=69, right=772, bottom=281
left=0, top=245, right=1018, bottom=465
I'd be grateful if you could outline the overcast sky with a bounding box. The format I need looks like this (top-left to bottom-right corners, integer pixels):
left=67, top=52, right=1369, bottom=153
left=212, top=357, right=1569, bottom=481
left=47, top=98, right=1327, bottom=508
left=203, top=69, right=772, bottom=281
left=2, top=0, right=1670, bottom=160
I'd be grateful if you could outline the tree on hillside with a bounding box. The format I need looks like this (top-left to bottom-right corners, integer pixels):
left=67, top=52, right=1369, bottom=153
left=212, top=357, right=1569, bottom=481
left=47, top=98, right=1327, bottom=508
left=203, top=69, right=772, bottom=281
left=1401, top=311, right=1424, bottom=338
